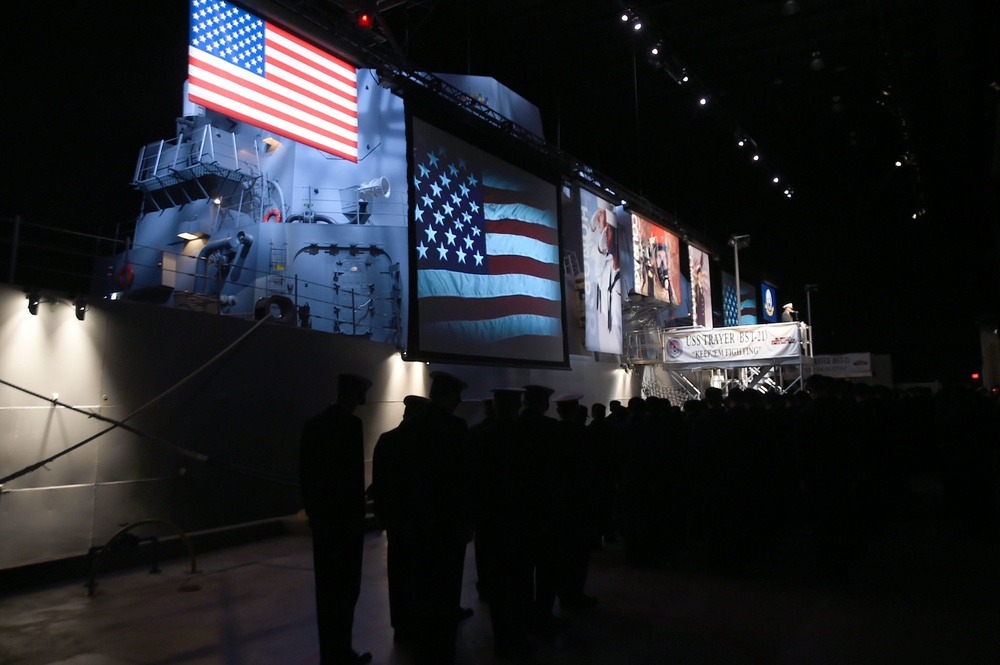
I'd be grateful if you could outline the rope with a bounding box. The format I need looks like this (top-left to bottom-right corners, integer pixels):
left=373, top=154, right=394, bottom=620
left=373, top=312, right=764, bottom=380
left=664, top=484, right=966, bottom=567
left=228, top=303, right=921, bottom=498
left=0, top=314, right=273, bottom=485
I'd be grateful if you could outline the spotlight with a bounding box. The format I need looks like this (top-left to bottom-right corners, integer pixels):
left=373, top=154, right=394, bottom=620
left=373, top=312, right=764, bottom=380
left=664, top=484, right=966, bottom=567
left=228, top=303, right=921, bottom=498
left=699, top=96, right=708, bottom=106
left=621, top=8, right=641, bottom=30
left=75, top=296, right=87, bottom=321
left=650, top=43, right=661, bottom=56
left=772, top=176, right=781, bottom=184
left=664, top=62, right=689, bottom=85
left=895, top=160, right=903, bottom=167
left=27, top=290, right=39, bottom=315
left=752, top=154, right=760, bottom=162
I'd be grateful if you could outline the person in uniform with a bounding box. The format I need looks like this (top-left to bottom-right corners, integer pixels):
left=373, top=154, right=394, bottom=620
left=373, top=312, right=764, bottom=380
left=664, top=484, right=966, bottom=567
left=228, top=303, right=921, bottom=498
left=370, top=394, right=430, bottom=640
left=553, top=392, right=599, bottom=610
left=299, top=373, right=374, bottom=665
left=781, top=302, right=796, bottom=322
left=471, top=387, right=537, bottom=659
left=392, top=371, right=472, bottom=665
left=517, top=384, right=568, bottom=634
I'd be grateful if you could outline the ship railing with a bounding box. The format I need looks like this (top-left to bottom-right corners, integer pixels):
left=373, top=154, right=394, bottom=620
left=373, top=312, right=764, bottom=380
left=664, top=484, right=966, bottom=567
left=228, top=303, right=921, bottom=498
left=133, top=124, right=251, bottom=186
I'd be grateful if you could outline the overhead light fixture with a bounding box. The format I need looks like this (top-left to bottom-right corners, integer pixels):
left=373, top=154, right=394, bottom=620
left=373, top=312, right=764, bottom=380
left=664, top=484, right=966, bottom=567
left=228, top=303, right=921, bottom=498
left=699, top=96, right=708, bottom=106
left=773, top=176, right=781, bottom=184
left=735, top=133, right=756, bottom=149
left=75, top=296, right=87, bottom=321
left=177, top=221, right=209, bottom=242
left=664, top=62, right=689, bottom=85
left=752, top=154, right=760, bottom=162
left=650, top=43, right=661, bottom=56
left=213, top=197, right=222, bottom=205
left=27, top=289, right=40, bottom=315
left=261, top=136, right=281, bottom=153
left=621, top=8, right=641, bottom=30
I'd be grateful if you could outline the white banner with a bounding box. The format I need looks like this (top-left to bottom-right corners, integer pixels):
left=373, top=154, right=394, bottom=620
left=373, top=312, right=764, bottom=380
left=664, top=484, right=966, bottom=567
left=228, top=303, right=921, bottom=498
left=660, top=322, right=806, bottom=368
left=808, top=353, right=873, bottom=378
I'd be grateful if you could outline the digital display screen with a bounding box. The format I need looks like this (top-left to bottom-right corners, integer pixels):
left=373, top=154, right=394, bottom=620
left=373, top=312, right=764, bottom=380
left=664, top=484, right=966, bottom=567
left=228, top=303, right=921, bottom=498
left=761, top=282, right=778, bottom=322
left=406, top=117, right=567, bottom=366
left=580, top=190, right=622, bottom=353
left=631, top=213, right=682, bottom=306
left=689, top=245, right=713, bottom=328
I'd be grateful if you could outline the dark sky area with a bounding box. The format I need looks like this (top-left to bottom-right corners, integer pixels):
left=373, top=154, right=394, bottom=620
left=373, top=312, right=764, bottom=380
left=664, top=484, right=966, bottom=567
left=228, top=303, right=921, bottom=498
left=4, top=0, right=998, bottom=384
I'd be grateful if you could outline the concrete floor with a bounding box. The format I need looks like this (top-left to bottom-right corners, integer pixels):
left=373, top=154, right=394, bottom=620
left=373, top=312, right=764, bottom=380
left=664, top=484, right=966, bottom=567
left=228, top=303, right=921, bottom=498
left=3, top=515, right=999, bottom=665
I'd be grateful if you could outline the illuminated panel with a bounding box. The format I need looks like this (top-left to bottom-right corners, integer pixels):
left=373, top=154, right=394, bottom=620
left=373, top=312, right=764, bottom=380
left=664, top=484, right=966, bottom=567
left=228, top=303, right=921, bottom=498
left=631, top=213, right=682, bottom=306
left=721, top=271, right=738, bottom=326
left=580, top=190, right=622, bottom=354
left=408, top=117, right=567, bottom=366
left=187, top=0, right=359, bottom=162
left=689, top=245, right=713, bottom=329
left=740, top=282, right=758, bottom=325
left=761, top=282, right=778, bottom=322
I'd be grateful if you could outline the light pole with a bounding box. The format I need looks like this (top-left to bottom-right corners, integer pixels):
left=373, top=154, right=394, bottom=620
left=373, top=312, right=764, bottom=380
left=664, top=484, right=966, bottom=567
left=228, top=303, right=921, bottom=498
left=804, top=283, right=818, bottom=329
left=728, top=234, right=750, bottom=322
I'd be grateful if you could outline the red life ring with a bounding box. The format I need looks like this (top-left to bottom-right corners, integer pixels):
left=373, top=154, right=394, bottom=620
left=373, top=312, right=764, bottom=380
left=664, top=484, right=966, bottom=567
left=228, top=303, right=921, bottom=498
left=263, top=207, right=282, bottom=223
left=117, top=263, right=134, bottom=289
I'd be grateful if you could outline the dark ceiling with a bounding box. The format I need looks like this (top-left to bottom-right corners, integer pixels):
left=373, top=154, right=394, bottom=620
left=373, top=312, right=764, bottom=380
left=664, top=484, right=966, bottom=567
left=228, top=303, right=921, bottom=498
left=312, top=0, right=997, bottom=244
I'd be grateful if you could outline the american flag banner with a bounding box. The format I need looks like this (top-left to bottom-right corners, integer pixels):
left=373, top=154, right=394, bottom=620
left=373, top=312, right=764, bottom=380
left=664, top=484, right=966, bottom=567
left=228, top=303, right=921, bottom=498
left=187, top=0, right=358, bottom=162
left=739, top=281, right=759, bottom=325
left=410, top=119, right=566, bottom=364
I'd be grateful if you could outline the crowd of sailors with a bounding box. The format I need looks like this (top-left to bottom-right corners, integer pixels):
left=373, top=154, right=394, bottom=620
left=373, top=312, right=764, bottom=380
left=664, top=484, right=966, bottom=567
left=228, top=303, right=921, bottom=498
left=301, top=371, right=999, bottom=664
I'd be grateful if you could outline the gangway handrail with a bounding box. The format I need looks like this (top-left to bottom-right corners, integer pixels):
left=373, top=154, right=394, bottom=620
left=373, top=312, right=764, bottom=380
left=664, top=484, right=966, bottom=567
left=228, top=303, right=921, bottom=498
left=86, top=518, right=198, bottom=597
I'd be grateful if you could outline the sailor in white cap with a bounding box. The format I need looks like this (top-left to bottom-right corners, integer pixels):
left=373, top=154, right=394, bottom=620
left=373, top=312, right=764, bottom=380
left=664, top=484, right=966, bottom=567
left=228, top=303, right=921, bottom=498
left=781, top=302, right=797, bottom=322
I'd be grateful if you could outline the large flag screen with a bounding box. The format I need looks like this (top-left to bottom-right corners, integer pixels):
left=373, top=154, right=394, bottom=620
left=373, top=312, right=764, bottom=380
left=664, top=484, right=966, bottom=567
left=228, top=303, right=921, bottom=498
left=724, top=273, right=759, bottom=325
left=187, top=0, right=359, bottom=161
left=631, top=214, right=683, bottom=306
left=581, top=191, right=622, bottom=354
left=689, top=245, right=713, bottom=329
left=407, top=117, right=567, bottom=366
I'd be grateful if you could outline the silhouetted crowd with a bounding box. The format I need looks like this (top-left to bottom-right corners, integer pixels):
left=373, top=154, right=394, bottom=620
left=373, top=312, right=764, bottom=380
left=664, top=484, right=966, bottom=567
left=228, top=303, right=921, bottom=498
left=302, top=371, right=999, bottom=665
left=615, top=376, right=1000, bottom=582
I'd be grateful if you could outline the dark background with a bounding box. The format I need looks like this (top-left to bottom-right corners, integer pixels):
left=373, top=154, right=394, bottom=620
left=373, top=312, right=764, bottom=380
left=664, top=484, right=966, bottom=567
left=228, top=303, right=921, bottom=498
left=4, top=0, right=997, bottom=383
